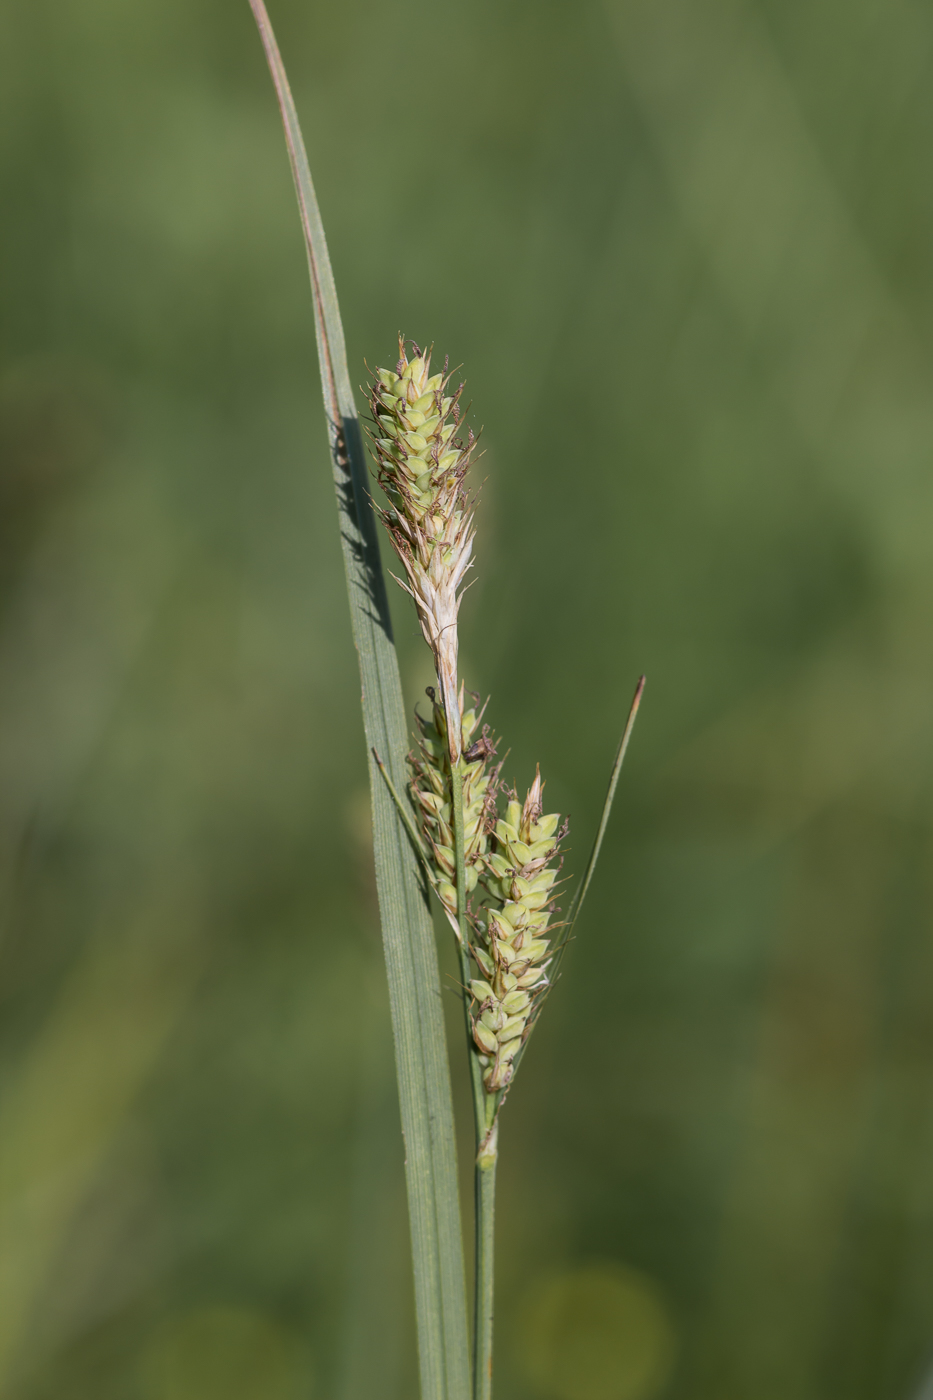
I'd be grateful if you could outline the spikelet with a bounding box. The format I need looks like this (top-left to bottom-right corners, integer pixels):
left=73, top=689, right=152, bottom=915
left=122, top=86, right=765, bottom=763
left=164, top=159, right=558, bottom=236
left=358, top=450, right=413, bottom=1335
left=368, top=340, right=477, bottom=762
left=408, top=686, right=499, bottom=934
left=469, top=770, right=567, bottom=1092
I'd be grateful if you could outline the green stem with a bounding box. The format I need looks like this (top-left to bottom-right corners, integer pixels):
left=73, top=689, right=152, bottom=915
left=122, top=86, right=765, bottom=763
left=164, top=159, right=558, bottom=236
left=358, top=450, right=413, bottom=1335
left=449, top=759, right=488, bottom=1131
left=474, top=1114, right=497, bottom=1400
left=449, top=755, right=497, bottom=1399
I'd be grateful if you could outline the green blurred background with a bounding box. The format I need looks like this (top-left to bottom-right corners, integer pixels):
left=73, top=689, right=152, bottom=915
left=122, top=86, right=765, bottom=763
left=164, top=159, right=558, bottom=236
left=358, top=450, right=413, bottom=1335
left=2, top=0, right=933, bottom=1396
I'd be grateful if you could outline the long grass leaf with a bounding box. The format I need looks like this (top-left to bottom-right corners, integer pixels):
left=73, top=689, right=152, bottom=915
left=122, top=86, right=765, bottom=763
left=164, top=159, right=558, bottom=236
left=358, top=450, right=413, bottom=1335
left=247, top=6, right=470, bottom=1396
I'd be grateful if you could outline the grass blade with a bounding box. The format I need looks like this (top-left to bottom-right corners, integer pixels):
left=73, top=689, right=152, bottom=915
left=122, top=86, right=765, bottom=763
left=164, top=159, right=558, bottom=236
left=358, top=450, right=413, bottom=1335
left=247, top=6, right=471, bottom=1396
left=564, top=674, right=646, bottom=934
left=500, top=675, right=645, bottom=1093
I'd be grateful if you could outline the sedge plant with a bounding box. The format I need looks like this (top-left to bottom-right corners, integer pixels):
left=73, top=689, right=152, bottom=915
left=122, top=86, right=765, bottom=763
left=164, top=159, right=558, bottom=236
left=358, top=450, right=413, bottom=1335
left=249, top=5, right=643, bottom=1397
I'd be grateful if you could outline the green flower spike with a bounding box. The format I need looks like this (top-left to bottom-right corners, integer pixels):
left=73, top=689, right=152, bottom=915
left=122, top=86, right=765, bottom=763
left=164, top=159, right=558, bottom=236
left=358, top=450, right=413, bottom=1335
left=470, top=768, right=567, bottom=1093
left=368, top=339, right=478, bottom=762
left=408, top=685, right=499, bottom=936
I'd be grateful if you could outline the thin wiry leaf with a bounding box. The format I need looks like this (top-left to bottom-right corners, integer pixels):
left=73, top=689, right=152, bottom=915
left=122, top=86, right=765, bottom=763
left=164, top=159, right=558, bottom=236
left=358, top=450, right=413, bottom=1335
left=563, top=675, right=646, bottom=935
left=500, top=675, right=645, bottom=1095
left=248, top=6, right=470, bottom=1397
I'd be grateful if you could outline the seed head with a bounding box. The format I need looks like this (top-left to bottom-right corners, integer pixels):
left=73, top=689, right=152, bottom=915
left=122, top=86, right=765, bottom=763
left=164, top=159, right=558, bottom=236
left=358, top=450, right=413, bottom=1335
left=408, top=686, right=500, bottom=931
left=369, top=339, right=478, bottom=761
left=469, top=766, right=566, bottom=1092
left=368, top=338, right=572, bottom=1099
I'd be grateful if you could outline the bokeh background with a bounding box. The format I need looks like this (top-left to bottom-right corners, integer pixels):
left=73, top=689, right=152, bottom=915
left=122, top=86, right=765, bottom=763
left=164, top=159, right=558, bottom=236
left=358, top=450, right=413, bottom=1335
left=3, top=0, right=933, bottom=1396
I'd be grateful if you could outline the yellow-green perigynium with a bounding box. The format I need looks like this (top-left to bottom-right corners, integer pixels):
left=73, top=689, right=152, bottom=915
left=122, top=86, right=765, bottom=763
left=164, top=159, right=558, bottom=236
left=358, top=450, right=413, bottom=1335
left=368, top=340, right=477, bottom=763
left=408, top=687, right=499, bottom=931
left=470, top=770, right=566, bottom=1092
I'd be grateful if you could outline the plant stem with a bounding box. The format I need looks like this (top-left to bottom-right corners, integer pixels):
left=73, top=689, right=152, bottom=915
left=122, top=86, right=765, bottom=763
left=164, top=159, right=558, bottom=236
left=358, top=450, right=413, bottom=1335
left=449, top=758, right=488, bottom=1129
left=449, top=755, right=498, bottom=1398
left=474, top=1114, right=497, bottom=1400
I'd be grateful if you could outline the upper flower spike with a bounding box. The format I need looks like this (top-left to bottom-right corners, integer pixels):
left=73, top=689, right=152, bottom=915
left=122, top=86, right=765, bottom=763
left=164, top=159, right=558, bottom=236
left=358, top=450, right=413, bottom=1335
left=368, top=339, right=478, bottom=762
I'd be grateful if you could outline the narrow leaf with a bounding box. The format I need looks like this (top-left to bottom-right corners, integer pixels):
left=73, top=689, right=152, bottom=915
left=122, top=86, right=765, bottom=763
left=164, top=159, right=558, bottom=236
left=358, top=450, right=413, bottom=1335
left=564, top=674, right=646, bottom=934
left=248, top=6, right=471, bottom=1396
left=502, top=675, right=645, bottom=1091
